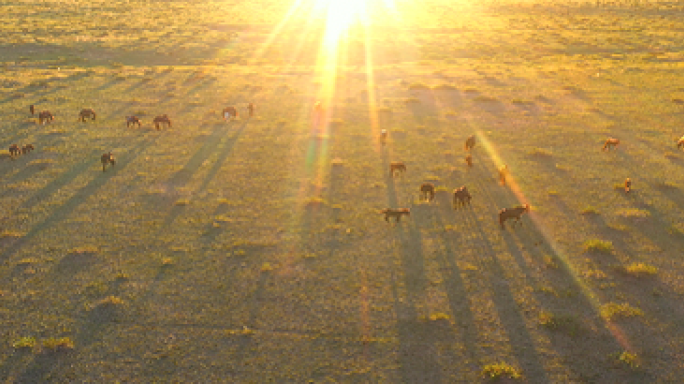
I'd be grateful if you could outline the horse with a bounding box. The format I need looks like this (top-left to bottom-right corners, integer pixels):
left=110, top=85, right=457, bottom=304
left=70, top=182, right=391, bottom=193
left=390, top=161, right=406, bottom=177
left=465, top=135, right=476, bottom=151
left=603, top=138, right=620, bottom=151
left=153, top=115, right=172, bottom=130
left=380, top=208, right=410, bottom=223
left=420, top=183, right=435, bottom=202
left=222, top=106, right=238, bottom=120
left=101, top=152, right=116, bottom=172
left=499, top=204, right=530, bottom=229
left=126, top=116, right=142, bottom=128
left=38, top=110, right=54, bottom=125
left=453, top=186, right=472, bottom=209
left=79, top=108, right=97, bottom=122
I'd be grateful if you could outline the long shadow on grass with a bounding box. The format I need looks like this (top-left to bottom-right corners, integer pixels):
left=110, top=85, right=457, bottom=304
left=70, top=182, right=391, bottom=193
left=464, top=209, right=552, bottom=383
left=0, top=136, right=158, bottom=262
left=431, top=205, right=484, bottom=370
left=158, top=121, right=247, bottom=231
left=392, top=221, right=445, bottom=383
left=15, top=352, right=74, bottom=384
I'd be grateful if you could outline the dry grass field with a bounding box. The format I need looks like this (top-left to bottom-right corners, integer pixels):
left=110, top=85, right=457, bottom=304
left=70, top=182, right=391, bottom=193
left=2, top=0, right=684, bottom=382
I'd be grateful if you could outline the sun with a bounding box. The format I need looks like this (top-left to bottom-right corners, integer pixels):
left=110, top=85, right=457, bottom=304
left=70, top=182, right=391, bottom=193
left=318, top=0, right=368, bottom=38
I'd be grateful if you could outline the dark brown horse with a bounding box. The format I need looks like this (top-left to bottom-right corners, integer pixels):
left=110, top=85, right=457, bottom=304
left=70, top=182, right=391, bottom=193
left=499, top=204, right=530, bottom=229
left=79, top=108, right=96, bottom=122
left=153, top=115, right=172, bottom=130
left=453, top=186, right=472, bottom=209
left=390, top=161, right=406, bottom=177
left=101, top=152, right=116, bottom=172
left=126, top=116, right=142, bottom=128
left=380, top=208, right=410, bottom=223
left=38, top=110, right=54, bottom=125
left=465, top=135, right=476, bottom=151
left=22, top=144, right=34, bottom=154
left=420, top=183, right=435, bottom=202
left=9, top=144, right=20, bottom=157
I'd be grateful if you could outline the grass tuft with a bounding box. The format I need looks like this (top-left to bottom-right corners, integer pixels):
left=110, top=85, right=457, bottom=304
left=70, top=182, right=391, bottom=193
left=600, top=302, right=643, bottom=321
left=614, top=351, right=640, bottom=369
left=42, top=337, right=74, bottom=353
left=616, top=262, right=658, bottom=277
left=407, top=82, right=430, bottom=90
left=13, top=336, right=37, bottom=350
left=583, top=239, right=613, bottom=254
left=482, top=362, right=523, bottom=380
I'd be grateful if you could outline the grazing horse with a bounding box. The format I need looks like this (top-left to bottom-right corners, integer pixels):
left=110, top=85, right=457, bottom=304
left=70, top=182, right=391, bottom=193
left=380, top=208, right=410, bottom=223
left=126, top=116, right=142, bottom=128
left=465, top=135, right=476, bottom=151
left=9, top=144, right=20, bottom=157
left=465, top=154, right=473, bottom=168
left=101, top=152, right=115, bottom=172
left=625, top=178, right=631, bottom=193
left=79, top=108, right=96, bottom=122
left=453, top=186, right=472, bottom=209
left=30, top=105, right=35, bottom=115
left=420, top=183, right=435, bottom=202
left=247, top=103, right=255, bottom=117
left=153, top=115, right=172, bottom=130
left=380, top=129, right=388, bottom=145
left=499, top=204, right=530, bottom=229
left=222, top=106, right=238, bottom=120
left=499, top=165, right=509, bottom=186
left=38, top=110, right=54, bottom=125
left=390, top=161, right=406, bottom=177
left=677, top=135, right=684, bottom=150
left=22, top=144, right=34, bottom=154
left=603, top=138, right=620, bottom=151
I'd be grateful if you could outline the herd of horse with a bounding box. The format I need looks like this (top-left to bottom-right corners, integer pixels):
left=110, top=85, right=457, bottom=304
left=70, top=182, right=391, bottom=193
left=19, top=104, right=253, bottom=172
left=12, top=103, right=643, bottom=228
left=381, top=132, right=530, bottom=229
left=380, top=131, right=651, bottom=229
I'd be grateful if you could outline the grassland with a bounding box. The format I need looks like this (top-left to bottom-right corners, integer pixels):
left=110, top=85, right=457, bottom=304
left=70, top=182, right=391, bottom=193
left=2, top=0, right=684, bottom=382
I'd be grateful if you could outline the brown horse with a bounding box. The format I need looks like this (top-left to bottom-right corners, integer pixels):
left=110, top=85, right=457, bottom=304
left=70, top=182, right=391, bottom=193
left=38, top=110, right=54, bottom=125
left=603, top=138, right=620, bottom=151
left=465, top=135, right=476, bottom=151
left=677, top=135, right=684, bottom=150
left=420, top=183, right=435, bottom=202
left=101, top=152, right=116, bottom=172
left=30, top=104, right=35, bottom=115
left=499, top=165, right=509, bottom=186
left=79, top=108, right=96, bottom=122
left=499, top=204, right=530, bottom=229
left=390, top=161, right=406, bottom=177
left=22, top=144, right=34, bottom=154
left=9, top=144, right=20, bottom=157
left=380, top=208, right=410, bottom=223
left=380, top=129, right=388, bottom=145
left=222, top=106, right=238, bottom=120
left=126, top=116, right=142, bottom=128
left=453, top=186, right=472, bottom=209
left=247, top=103, right=255, bottom=117
left=465, top=154, right=473, bottom=168
left=153, top=115, right=172, bottom=130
